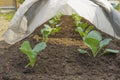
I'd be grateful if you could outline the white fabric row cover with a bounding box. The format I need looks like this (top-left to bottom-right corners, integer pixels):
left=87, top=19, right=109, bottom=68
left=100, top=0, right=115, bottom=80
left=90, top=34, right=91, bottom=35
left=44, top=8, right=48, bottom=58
left=3, top=0, right=120, bottom=44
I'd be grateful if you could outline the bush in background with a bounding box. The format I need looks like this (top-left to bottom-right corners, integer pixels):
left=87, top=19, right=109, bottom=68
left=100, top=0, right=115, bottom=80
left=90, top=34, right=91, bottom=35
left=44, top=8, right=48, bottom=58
left=18, top=0, right=25, bottom=4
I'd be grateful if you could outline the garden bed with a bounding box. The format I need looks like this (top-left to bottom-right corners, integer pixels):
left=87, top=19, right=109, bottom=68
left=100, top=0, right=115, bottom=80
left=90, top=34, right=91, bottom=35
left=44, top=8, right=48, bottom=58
left=0, top=16, right=120, bottom=80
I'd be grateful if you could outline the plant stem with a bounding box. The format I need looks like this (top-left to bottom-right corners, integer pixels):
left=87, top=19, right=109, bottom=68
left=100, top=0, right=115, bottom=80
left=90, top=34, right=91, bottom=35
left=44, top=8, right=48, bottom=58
left=98, top=48, right=105, bottom=57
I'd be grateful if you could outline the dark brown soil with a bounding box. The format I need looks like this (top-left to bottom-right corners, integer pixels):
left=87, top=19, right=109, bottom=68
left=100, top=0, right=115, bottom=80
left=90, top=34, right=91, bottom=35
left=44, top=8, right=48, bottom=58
left=0, top=16, right=120, bottom=80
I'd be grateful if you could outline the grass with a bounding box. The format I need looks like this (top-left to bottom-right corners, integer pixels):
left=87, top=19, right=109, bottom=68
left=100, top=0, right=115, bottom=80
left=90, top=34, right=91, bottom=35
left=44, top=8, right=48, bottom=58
left=116, top=3, right=120, bottom=11
left=0, top=11, right=15, bottom=40
left=0, top=11, right=15, bottom=21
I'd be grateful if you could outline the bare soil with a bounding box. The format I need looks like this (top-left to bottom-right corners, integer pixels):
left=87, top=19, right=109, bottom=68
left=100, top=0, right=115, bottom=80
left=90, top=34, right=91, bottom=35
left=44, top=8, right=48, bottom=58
left=0, top=16, right=120, bottom=80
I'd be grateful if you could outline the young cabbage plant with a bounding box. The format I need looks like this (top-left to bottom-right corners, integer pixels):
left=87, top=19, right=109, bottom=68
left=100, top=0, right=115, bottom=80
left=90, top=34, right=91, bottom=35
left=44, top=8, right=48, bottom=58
left=72, top=13, right=94, bottom=37
left=51, top=26, right=61, bottom=35
left=49, top=13, right=63, bottom=27
left=41, top=14, right=63, bottom=42
left=20, top=41, right=46, bottom=68
left=41, top=24, right=61, bottom=42
left=41, top=13, right=63, bottom=40
left=41, top=24, right=53, bottom=42
left=78, top=30, right=119, bottom=57
left=75, top=24, right=94, bottom=37
left=72, top=14, right=83, bottom=27
left=72, top=14, right=82, bottom=22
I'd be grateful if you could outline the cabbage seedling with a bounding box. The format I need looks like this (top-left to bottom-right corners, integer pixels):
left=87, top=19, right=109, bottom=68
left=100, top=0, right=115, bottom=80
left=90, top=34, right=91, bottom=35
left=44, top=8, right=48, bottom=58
left=49, top=13, right=62, bottom=34
left=41, top=24, right=61, bottom=42
left=72, top=14, right=94, bottom=37
left=41, top=24, right=61, bottom=41
left=41, top=24, right=53, bottom=42
left=75, top=24, right=94, bottom=37
left=20, top=41, right=46, bottom=68
left=41, top=13, right=62, bottom=42
left=78, top=30, right=119, bottom=57
left=49, top=13, right=63, bottom=27
left=72, top=14, right=82, bottom=22
left=51, top=26, right=61, bottom=35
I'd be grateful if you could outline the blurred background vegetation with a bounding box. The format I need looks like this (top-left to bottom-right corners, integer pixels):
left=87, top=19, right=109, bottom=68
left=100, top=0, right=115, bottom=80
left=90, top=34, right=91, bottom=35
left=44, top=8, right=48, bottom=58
left=111, top=0, right=120, bottom=11
left=18, top=0, right=25, bottom=4
left=115, top=0, right=120, bottom=11
left=0, top=0, right=25, bottom=21
left=0, top=11, right=14, bottom=21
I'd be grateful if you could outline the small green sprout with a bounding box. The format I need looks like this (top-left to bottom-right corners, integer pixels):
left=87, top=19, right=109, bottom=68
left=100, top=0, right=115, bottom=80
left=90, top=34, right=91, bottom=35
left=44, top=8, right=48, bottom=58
left=75, top=24, right=94, bottom=37
left=41, top=24, right=61, bottom=42
left=51, top=26, right=61, bottom=35
left=72, top=14, right=82, bottom=21
left=20, top=41, right=46, bottom=68
left=41, top=14, right=63, bottom=42
left=41, top=25, right=52, bottom=42
left=72, top=13, right=94, bottom=37
left=49, top=13, right=63, bottom=27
